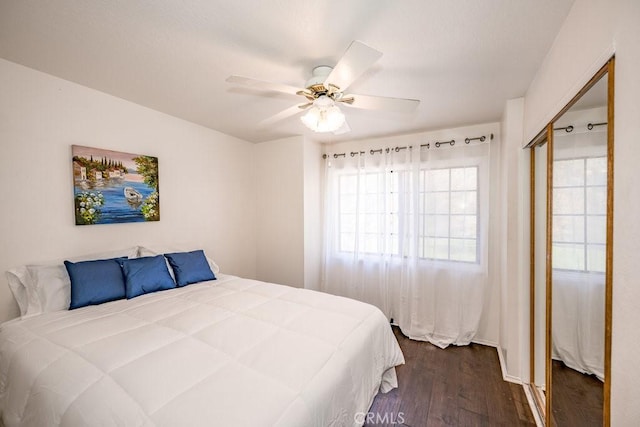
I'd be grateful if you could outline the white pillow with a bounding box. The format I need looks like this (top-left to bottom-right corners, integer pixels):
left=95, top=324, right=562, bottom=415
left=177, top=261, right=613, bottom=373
left=6, top=246, right=139, bottom=317
left=66, top=247, right=140, bottom=263
left=137, top=246, right=220, bottom=274
left=6, top=266, right=40, bottom=317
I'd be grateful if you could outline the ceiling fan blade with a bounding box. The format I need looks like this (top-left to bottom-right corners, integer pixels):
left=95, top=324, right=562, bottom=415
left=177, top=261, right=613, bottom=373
left=333, top=119, right=351, bottom=135
left=325, top=40, right=382, bottom=91
left=226, top=75, right=303, bottom=97
left=342, top=93, right=420, bottom=113
left=258, top=104, right=307, bottom=127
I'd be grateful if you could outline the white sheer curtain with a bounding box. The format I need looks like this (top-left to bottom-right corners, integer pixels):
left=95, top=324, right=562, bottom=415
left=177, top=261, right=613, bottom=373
left=321, top=141, right=491, bottom=348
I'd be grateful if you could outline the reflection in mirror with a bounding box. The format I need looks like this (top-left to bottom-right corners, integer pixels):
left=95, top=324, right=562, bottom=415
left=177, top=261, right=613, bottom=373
left=550, top=74, right=607, bottom=426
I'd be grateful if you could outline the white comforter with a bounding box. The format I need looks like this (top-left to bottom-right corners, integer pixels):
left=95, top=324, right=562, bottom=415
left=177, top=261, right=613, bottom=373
left=0, top=275, right=404, bottom=427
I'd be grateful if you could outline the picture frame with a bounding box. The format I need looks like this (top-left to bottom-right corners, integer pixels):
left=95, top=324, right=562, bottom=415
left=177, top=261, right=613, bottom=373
left=71, top=145, right=160, bottom=225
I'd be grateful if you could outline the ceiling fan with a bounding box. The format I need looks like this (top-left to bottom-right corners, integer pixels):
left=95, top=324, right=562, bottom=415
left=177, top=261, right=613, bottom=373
left=226, top=40, right=420, bottom=135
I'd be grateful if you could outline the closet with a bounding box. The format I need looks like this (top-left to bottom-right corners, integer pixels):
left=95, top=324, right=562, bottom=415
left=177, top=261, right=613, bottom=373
left=527, top=58, right=614, bottom=426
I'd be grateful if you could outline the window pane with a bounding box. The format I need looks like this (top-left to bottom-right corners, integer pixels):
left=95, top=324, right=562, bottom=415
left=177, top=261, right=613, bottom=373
left=450, top=168, right=466, bottom=191
left=388, top=192, right=399, bottom=213
left=450, top=238, right=477, bottom=262
left=553, top=215, right=584, bottom=243
left=390, top=235, right=400, bottom=256
left=361, top=233, right=378, bottom=253
left=419, top=193, right=426, bottom=213
left=451, top=191, right=476, bottom=214
left=587, top=244, right=606, bottom=273
left=340, top=175, right=357, bottom=194
left=340, top=233, right=355, bottom=252
left=362, top=213, right=378, bottom=233
left=340, top=194, right=356, bottom=213
left=586, top=215, right=606, bottom=244
left=433, top=193, right=450, bottom=214
left=340, top=214, right=356, bottom=233
left=450, top=215, right=476, bottom=239
left=424, top=192, right=449, bottom=214
left=418, top=214, right=426, bottom=235
left=586, top=157, right=607, bottom=186
left=465, top=167, right=478, bottom=190
left=425, top=214, right=449, bottom=237
left=422, top=193, right=433, bottom=214
left=553, top=188, right=584, bottom=215
left=451, top=167, right=477, bottom=191
left=424, top=237, right=449, bottom=259
left=390, top=170, right=400, bottom=187
left=554, top=159, right=584, bottom=187
left=388, top=213, right=398, bottom=234
left=363, top=194, right=379, bottom=213
left=424, top=169, right=449, bottom=191
left=363, top=173, right=379, bottom=193
left=552, top=243, right=585, bottom=271
left=586, top=187, right=606, bottom=214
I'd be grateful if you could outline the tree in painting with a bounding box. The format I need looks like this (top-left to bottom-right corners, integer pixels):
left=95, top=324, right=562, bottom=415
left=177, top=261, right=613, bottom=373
left=133, top=155, right=160, bottom=221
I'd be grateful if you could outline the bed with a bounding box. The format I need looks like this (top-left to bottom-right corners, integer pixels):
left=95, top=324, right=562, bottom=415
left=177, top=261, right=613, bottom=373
left=0, top=249, right=404, bottom=427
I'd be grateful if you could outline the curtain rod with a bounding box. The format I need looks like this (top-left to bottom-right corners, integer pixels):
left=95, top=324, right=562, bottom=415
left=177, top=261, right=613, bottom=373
left=553, top=122, right=607, bottom=133
left=322, top=133, right=494, bottom=159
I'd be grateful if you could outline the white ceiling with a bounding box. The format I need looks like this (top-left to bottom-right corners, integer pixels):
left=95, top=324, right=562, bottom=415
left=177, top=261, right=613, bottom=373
left=0, top=0, right=575, bottom=144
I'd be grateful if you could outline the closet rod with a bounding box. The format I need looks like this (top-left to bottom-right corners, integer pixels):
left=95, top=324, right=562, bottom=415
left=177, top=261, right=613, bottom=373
left=553, top=122, right=608, bottom=132
left=554, top=125, right=574, bottom=133
left=587, top=122, right=607, bottom=130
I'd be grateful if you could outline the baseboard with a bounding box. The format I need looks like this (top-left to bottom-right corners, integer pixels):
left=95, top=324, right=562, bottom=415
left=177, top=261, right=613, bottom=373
left=495, top=345, right=522, bottom=384
left=471, top=339, right=523, bottom=385
left=470, top=337, right=497, bottom=347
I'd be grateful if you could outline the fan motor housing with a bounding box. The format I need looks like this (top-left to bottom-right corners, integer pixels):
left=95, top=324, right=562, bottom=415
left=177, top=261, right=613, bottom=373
left=305, top=65, right=332, bottom=87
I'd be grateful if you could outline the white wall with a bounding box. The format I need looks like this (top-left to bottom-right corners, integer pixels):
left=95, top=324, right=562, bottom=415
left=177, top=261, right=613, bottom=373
left=0, top=58, right=257, bottom=322
left=253, top=136, right=323, bottom=290
left=253, top=136, right=305, bottom=287
left=521, top=0, right=640, bottom=423
left=303, top=138, right=322, bottom=291
left=499, top=97, right=530, bottom=382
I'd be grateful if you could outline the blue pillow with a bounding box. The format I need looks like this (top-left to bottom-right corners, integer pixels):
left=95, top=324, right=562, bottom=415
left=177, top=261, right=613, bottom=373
left=64, top=257, right=127, bottom=309
left=164, top=250, right=216, bottom=287
left=120, top=255, right=176, bottom=299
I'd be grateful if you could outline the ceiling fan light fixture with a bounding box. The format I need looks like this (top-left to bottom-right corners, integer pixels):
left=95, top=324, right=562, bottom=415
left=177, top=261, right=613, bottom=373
left=300, top=95, right=346, bottom=133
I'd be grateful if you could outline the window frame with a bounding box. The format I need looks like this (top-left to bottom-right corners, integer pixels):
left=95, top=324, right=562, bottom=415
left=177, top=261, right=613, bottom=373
left=334, top=163, right=481, bottom=265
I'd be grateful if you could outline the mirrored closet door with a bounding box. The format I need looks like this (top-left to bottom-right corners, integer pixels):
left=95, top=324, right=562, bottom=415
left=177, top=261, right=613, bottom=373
left=528, top=58, right=614, bottom=427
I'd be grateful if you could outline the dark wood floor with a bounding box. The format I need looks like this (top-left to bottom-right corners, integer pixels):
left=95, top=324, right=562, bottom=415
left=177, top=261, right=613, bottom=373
left=365, top=327, right=536, bottom=427
left=551, top=360, right=603, bottom=427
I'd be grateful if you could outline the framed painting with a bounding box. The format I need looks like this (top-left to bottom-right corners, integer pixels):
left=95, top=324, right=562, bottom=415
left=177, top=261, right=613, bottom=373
left=72, top=145, right=160, bottom=225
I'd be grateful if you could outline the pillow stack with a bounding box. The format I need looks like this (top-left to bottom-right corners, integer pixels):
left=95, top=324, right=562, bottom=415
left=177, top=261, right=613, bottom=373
left=6, top=248, right=219, bottom=316
left=64, top=250, right=217, bottom=309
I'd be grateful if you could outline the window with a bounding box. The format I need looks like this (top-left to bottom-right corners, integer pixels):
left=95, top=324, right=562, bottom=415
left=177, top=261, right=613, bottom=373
left=338, top=172, right=399, bottom=254
left=552, top=156, right=606, bottom=273
left=336, top=165, right=479, bottom=263
left=419, top=166, right=478, bottom=262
